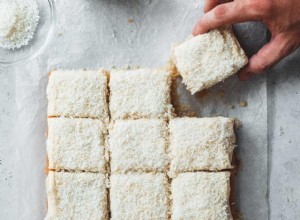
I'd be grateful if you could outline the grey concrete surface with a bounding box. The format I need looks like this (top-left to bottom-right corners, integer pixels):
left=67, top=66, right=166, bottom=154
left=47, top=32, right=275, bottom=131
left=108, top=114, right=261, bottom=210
left=0, top=69, right=16, bottom=220
left=268, top=49, right=300, bottom=220
left=0, top=0, right=299, bottom=219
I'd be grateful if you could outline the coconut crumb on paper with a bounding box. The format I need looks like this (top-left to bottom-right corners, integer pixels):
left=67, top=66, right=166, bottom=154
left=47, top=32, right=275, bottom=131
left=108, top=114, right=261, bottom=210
left=175, top=104, right=197, bottom=117
left=127, top=18, right=134, bottom=23
left=239, top=101, right=247, bottom=107
left=234, top=118, right=243, bottom=129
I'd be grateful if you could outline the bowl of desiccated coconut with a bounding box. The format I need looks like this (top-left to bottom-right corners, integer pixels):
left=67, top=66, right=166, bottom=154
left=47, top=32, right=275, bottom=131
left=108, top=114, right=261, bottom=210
left=0, top=0, right=55, bottom=66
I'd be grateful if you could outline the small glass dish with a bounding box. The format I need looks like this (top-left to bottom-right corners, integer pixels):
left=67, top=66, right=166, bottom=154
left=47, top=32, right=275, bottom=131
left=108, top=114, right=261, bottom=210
left=0, top=0, right=56, bottom=67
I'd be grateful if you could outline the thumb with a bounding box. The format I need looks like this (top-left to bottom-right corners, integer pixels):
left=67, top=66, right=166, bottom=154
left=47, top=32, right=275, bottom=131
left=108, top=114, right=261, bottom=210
left=239, top=32, right=299, bottom=80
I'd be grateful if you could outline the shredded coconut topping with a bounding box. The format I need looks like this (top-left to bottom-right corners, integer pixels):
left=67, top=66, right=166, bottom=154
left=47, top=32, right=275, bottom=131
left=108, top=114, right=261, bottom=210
left=108, top=119, right=168, bottom=173
left=171, top=172, right=232, bottom=220
left=47, top=118, right=107, bottom=172
left=110, top=173, right=169, bottom=220
left=168, top=117, right=236, bottom=177
left=0, top=0, right=39, bottom=50
left=46, top=172, right=108, bottom=220
left=47, top=69, right=109, bottom=119
left=109, top=68, right=174, bottom=120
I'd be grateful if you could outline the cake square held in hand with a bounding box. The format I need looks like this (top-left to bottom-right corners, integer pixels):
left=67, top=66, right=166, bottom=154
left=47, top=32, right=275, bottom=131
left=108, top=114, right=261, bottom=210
left=172, top=26, right=248, bottom=94
left=109, top=119, right=168, bottom=173
left=110, top=173, right=169, bottom=220
left=169, top=117, right=235, bottom=177
left=109, top=68, right=173, bottom=119
left=45, top=172, right=108, bottom=220
left=47, top=69, right=109, bottom=118
left=171, top=172, right=232, bottom=220
left=47, top=118, right=107, bottom=172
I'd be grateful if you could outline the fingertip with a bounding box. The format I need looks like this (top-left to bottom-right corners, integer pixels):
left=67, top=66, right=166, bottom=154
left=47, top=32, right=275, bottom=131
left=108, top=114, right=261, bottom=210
left=192, top=18, right=209, bottom=36
left=192, top=22, right=205, bottom=36
left=247, top=57, right=270, bottom=75
left=192, top=26, right=199, bottom=36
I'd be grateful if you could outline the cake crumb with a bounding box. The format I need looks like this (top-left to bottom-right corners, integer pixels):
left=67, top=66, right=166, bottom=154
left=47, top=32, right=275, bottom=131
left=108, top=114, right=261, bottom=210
left=235, top=211, right=243, bottom=220
left=234, top=118, right=242, bottom=129
left=239, top=101, right=247, bottom=107
left=166, top=59, right=179, bottom=77
left=176, top=104, right=196, bottom=117
left=123, top=64, right=130, bottom=70
left=128, top=18, right=134, bottom=23
left=199, top=89, right=209, bottom=98
left=218, top=90, right=225, bottom=99
left=280, top=127, right=284, bottom=136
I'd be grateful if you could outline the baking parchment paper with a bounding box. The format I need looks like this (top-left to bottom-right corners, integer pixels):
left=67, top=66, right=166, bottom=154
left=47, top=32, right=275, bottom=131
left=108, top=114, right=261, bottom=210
left=14, top=0, right=268, bottom=219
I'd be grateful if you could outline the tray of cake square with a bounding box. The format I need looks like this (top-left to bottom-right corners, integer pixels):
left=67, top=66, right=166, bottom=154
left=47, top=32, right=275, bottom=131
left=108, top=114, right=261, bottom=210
left=14, top=0, right=268, bottom=219
left=45, top=68, right=236, bottom=219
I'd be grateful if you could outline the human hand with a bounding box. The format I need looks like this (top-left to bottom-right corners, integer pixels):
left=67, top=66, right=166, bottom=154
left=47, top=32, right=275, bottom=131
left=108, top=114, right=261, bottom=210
left=192, top=0, right=300, bottom=80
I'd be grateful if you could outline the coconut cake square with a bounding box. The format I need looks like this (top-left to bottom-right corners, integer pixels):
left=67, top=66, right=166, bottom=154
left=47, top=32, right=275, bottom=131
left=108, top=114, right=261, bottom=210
left=169, top=117, right=235, bottom=177
left=110, top=173, right=169, bottom=220
left=172, top=27, right=248, bottom=94
left=46, top=172, right=108, bottom=220
left=47, top=69, right=108, bottom=118
left=109, top=68, right=173, bottom=119
left=108, top=119, right=168, bottom=173
left=171, top=172, right=232, bottom=220
left=47, top=118, right=107, bottom=172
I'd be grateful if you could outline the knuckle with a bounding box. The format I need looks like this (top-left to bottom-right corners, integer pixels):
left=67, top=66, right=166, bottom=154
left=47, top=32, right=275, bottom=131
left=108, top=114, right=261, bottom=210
left=282, top=42, right=296, bottom=56
left=276, top=33, right=296, bottom=55
left=254, top=60, right=270, bottom=72
left=213, top=5, right=228, bottom=19
left=247, top=0, right=272, bottom=13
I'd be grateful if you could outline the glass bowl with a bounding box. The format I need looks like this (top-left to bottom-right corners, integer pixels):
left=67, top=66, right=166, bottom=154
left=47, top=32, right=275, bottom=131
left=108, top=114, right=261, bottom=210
left=0, top=0, right=56, bottom=66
